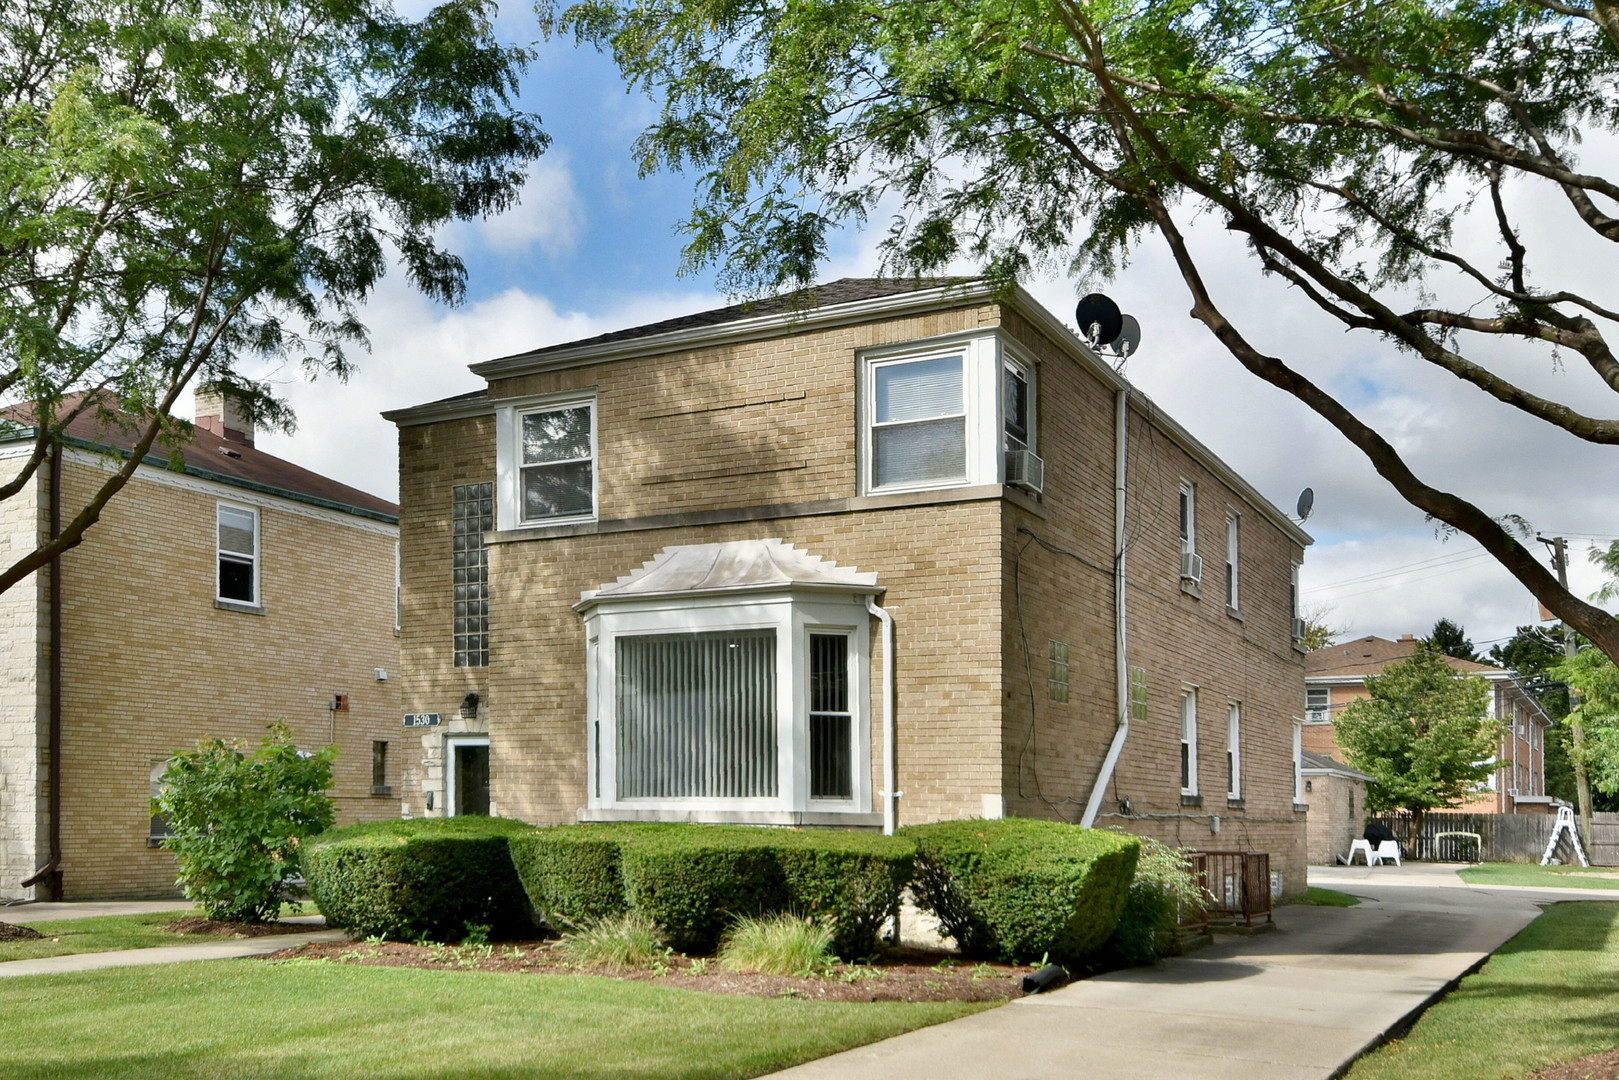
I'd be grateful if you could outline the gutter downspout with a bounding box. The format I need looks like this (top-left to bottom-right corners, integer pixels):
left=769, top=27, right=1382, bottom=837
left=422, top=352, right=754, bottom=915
left=22, top=439, right=63, bottom=898
left=866, top=596, right=898, bottom=836
left=1082, top=389, right=1130, bottom=828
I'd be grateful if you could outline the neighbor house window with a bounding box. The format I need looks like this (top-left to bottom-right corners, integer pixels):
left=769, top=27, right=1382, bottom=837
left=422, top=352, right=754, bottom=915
left=1305, top=687, right=1330, bottom=724
left=1181, top=688, right=1199, bottom=795
left=869, top=354, right=967, bottom=489
left=452, top=482, right=492, bottom=667
left=494, top=393, right=598, bottom=530
left=216, top=503, right=258, bottom=605
left=1226, top=513, right=1240, bottom=610
left=1227, top=702, right=1242, bottom=799
left=809, top=633, right=854, bottom=801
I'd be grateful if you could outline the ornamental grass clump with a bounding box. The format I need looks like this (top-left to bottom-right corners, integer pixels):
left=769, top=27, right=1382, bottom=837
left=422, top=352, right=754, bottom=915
left=1099, top=834, right=1202, bottom=967
left=719, top=914, right=836, bottom=977
left=559, top=914, right=667, bottom=971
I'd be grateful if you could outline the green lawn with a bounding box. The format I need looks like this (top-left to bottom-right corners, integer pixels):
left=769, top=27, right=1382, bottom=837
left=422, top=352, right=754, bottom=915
left=0, top=903, right=312, bottom=962
left=1347, top=902, right=1619, bottom=1080
left=1290, top=887, right=1361, bottom=907
left=0, top=959, right=988, bottom=1079
left=1458, top=863, right=1619, bottom=890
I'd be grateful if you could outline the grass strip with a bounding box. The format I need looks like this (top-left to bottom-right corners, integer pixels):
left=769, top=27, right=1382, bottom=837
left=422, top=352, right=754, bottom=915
left=0, top=958, right=989, bottom=1079
left=1347, top=902, right=1619, bottom=1080
left=1458, top=864, right=1619, bottom=890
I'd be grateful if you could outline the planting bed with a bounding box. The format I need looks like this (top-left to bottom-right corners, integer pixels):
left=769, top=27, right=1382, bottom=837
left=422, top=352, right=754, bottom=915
left=264, top=938, right=1030, bottom=1003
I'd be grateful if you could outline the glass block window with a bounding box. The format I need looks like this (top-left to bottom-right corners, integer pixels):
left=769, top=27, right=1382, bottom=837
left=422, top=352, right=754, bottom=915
left=1048, top=640, right=1070, bottom=702
left=809, top=633, right=853, bottom=800
left=870, top=355, right=967, bottom=489
left=453, top=482, right=492, bottom=667
left=615, top=630, right=778, bottom=800
left=1130, top=666, right=1149, bottom=721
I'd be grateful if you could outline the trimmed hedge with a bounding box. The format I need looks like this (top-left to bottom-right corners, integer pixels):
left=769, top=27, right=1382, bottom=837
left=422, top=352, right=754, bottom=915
left=510, top=824, right=914, bottom=958
left=902, top=819, right=1139, bottom=965
left=302, top=817, right=535, bottom=942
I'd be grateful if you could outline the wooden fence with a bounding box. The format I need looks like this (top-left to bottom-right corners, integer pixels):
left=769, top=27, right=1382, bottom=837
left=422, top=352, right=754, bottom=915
left=1371, top=811, right=1619, bottom=865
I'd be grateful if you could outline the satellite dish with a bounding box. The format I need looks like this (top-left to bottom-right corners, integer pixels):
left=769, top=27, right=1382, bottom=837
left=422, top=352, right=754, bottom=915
left=1113, top=314, right=1141, bottom=359
left=1296, top=487, right=1315, bottom=523
left=1075, top=293, right=1123, bottom=349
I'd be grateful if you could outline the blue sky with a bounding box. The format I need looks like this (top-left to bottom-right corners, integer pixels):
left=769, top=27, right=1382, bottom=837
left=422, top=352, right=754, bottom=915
left=251, top=6, right=1619, bottom=652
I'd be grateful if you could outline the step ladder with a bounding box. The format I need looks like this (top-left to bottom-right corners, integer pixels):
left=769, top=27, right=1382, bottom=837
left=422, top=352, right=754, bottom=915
left=1541, top=805, right=1591, bottom=867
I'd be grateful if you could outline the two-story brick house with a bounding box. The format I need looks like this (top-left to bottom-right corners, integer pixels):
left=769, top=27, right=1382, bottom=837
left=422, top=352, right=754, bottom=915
left=385, top=278, right=1314, bottom=891
left=0, top=390, right=404, bottom=900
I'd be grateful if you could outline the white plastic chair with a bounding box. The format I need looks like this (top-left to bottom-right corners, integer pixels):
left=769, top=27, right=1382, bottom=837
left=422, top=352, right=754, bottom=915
left=1374, top=840, right=1402, bottom=867
left=1347, top=838, right=1375, bottom=865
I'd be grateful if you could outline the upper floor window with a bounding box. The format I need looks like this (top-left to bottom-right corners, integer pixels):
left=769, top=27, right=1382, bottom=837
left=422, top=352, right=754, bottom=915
left=1305, top=687, right=1330, bottom=724
left=217, top=503, right=258, bottom=605
left=1225, top=513, right=1240, bottom=610
left=870, top=355, right=967, bottom=490
left=495, top=393, right=597, bottom=530
left=1180, top=688, right=1199, bottom=796
left=1179, top=482, right=1196, bottom=556
left=1004, top=362, right=1031, bottom=453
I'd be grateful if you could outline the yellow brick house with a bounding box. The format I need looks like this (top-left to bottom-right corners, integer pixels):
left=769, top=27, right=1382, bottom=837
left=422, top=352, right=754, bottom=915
left=385, top=279, right=1315, bottom=892
left=0, top=390, right=403, bottom=901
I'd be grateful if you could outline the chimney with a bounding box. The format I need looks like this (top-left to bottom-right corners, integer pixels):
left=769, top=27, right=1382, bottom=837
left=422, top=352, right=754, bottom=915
left=1399, top=633, right=1415, bottom=641
left=195, top=385, right=254, bottom=448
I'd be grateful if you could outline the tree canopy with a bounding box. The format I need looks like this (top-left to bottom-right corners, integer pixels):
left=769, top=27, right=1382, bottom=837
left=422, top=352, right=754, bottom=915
left=1334, top=643, right=1497, bottom=823
left=1552, top=646, right=1619, bottom=800
left=1427, top=618, right=1479, bottom=662
left=551, top=0, right=1619, bottom=661
left=0, top=0, right=546, bottom=593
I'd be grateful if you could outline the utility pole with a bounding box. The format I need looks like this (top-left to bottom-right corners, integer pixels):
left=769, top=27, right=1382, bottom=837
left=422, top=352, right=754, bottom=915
left=1538, top=534, right=1592, bottom=847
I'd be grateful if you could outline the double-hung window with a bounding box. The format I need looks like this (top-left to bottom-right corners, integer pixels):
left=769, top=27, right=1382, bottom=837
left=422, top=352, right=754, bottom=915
left=1227, top=702, right=1242, bottom=799
left=869, top=355, right=967, bottom=490
left=1180, top=688, right=1199, bottom=796
left=1179, top=482, right=1197, bottom=558
left=1226, top=513, right=1240, bottom=610
left=1305, top=687, right=1330, bottom=724
left=495, top=394, right=598, bottom=530
left=1004, top=362, right=1031, bottom=456
left=217, top=503, right=258, bottom=606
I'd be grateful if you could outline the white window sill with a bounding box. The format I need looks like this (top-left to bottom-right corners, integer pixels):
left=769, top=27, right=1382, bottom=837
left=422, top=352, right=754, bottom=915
left=579, top=807, right=884, bottom=829
left=215, top=599, right=266, bottom=616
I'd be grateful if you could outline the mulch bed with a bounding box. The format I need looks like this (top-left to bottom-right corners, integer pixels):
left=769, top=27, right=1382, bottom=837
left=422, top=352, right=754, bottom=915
left=0, top=922, right=44, bottom=942
left=164, top=917, right=329, bottom=939
left=1532, top=1049, right=1619, bottom=1080
left=261, top=939, right=1035, bottom=1002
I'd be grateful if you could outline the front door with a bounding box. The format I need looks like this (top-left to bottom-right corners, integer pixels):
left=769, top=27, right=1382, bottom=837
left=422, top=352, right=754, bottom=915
left=452, top=741, right=490, bottom=816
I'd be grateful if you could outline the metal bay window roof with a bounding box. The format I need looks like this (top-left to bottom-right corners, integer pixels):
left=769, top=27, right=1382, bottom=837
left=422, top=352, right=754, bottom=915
left=575, top=539, right=881, bottom=611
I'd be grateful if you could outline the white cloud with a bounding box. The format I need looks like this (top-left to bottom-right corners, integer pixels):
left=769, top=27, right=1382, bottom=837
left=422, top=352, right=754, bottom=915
left=448, top=156, right=585, bottom=259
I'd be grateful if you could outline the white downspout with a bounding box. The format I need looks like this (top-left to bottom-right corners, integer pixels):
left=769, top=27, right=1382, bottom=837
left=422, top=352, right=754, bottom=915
left=1082, top=388, right=1130, bottom=828
left=867, top=595, right=898, bottom=835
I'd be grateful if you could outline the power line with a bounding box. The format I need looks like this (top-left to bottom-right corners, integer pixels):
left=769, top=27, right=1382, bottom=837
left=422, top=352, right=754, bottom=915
left=1308, top=546, right=1488, bottom=591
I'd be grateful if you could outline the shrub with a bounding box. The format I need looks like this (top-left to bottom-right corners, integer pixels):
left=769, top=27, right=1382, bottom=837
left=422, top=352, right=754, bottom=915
left=902, top=818, right=1139, bottom=965
left=302, top=817, right=534, bottom=942
left=558, top=914, right=667, bottom=970
left=1100, top=834, right=1200, bottom=967
left=154, top=723, right=335, bottom=922
left=511, top=824, right=914, bottom=958
left=720, top=914, right=836, bottom=976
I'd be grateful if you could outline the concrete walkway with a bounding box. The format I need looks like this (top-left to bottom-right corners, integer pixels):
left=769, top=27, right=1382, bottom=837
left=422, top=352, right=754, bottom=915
left=0, top=929, right=347, bottom=979
left=768, top=863, right=1583, bottom=1080
left=0, top=900, right=192, bottom=923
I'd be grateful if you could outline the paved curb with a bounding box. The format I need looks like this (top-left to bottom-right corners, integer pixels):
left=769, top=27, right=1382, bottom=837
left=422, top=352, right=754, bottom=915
left=0, top=930, right=347, bottom=979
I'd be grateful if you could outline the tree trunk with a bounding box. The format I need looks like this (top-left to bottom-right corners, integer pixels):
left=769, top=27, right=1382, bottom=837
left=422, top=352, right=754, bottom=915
left=1409, top=808, right=1424, bottom=861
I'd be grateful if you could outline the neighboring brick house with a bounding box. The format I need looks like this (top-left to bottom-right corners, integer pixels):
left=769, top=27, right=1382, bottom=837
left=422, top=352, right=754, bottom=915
left=1300, top=751, right=1373, bottom=864
left=385, top=278, right=1315, bottom=892
left=0, top=391, right=403, bottom=901
left=1304, top=634, right=1557, bottom=816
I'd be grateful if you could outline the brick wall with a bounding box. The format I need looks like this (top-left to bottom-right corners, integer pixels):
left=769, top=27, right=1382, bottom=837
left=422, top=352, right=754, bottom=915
left=1302, top=772, right=1366, bottom=864
left=50, top=454, right=401, bottom=899
left=0, top=457, right=46, bottom=900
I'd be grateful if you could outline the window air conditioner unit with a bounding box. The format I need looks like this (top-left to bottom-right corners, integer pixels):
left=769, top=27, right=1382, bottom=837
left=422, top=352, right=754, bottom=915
left=1291, top=617, right=1307, bottom=642
left=1508, top=788, right=1520, bottom=798
left=1005, top=448, right=1045, bottom=494
left=1181, top=551, right=1203, bottom=583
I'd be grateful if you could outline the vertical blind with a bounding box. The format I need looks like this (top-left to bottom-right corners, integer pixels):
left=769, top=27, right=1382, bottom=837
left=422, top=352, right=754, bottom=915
left=616, top=631, right=778, bottom=799
left=872, top=356, right=966, bottom=488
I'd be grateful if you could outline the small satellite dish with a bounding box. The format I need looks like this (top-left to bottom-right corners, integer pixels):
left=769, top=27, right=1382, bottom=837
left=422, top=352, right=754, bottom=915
left=1113, top=314, right=1141, bottom=359
left=1296, top=487, right=1315, bottom=523
left=1075, top=293, right=1123, bottom=349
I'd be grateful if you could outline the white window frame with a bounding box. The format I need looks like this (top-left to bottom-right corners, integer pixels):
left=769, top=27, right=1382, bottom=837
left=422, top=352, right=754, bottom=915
left=1305, top=687, right=1331, bottom=724
left=1179, top=481, right=1197, bottom=557
left=494, top=391, right=599, bottom=531
left=1290, top=561, right=1303, bottom=643
left=216, top=502, right=259, bottom=606
left=1181, top=687, right=1199, bottom=796
left=444, top=735, right=491, bottom=818
left=1002, top=354, right=1036, bottom=456
left=858, top=332, right=1006, bottom=497
left=1292, top=721, right=1304, bottom=804
left=583, top=592, right=873, bottom=816
left=394, top=541, right=402, bottom=634
left=1227, top=701, right=1242, bottom=800
left=1225, top=512, right=1240, bottom=611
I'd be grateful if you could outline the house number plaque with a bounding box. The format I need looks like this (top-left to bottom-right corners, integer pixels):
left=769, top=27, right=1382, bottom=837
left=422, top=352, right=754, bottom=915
left=403, top=712, right=443, bottom=728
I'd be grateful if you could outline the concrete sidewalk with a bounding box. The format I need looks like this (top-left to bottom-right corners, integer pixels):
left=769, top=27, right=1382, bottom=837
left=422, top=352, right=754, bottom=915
left=0, top=929, right=347, bottom=979
left=1, top=900, right=192, bottom=923
left=767, top=863, right=1554, bottom=1080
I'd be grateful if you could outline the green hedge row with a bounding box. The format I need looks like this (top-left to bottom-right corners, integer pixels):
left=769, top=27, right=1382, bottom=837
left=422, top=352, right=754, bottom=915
left=902, top=818, right=1140, bottom=965
left=302, top=817, right=535, bottom=942
left=510, top=824, right=913, bottom=958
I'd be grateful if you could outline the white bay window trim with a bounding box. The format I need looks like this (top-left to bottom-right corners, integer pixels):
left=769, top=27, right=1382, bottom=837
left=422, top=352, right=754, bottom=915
left=494, top=390, right=599, bottom=532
